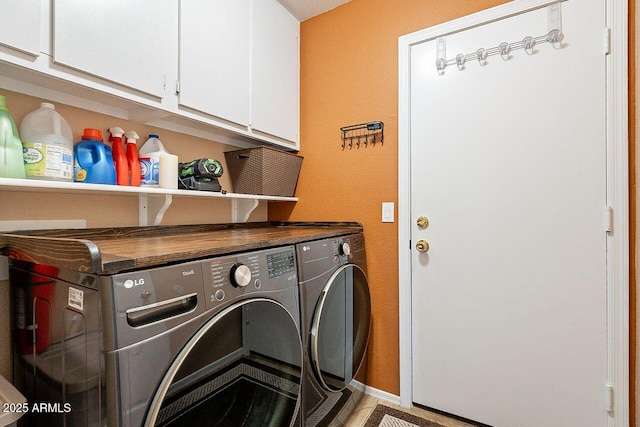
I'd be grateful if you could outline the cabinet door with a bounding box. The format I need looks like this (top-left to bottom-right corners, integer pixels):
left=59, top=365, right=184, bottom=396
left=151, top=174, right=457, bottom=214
left=0, top=0, right=40, bottom=56
left=53, top=0, right=174, bottom=98
left=251, top=0, right=299, bottom=144
left=178, top=0, right=250, bottom=127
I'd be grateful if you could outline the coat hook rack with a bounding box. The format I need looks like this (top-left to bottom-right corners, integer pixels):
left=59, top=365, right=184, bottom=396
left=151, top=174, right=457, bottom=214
left=435, top=3, right=563, bottom=74
left=341, top=121, right=384, bottom=150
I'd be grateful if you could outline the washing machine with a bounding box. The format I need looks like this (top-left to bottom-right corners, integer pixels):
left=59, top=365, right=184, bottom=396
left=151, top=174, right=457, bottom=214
left=10, top=245, right=303, bottom=426
left=296, top=233, right=371, bottom=426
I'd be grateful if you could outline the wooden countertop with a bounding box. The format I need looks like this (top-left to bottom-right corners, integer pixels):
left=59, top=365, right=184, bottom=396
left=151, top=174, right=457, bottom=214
left=0, top=222, right=363, bottom=274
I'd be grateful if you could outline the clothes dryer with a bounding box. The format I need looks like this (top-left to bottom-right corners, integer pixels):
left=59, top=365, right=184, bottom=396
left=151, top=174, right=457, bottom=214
left=296, top=233, right=371, bottom=426
left=10, top=245, right=303, bottom=426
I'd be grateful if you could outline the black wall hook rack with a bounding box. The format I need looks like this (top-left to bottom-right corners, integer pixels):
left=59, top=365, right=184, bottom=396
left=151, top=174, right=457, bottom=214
left=341, top=121, right=384, bottom=150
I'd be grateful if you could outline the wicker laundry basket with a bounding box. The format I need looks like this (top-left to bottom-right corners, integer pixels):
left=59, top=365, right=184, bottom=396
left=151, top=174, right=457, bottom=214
left=224, top=146, right=303, bottom=197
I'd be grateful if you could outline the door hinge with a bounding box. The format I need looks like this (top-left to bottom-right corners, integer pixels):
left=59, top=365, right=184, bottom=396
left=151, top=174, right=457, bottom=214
left=175, top=80, right=180, bottom=95
left=605, top=384, right=613, bottom=413
left=603, top=206, right=613, bottom=232
left=603, top=27, right=611, bottom=55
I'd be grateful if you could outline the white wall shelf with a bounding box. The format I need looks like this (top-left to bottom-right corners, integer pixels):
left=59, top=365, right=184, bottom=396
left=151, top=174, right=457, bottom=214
left=0, top=178, right=297, bottom=226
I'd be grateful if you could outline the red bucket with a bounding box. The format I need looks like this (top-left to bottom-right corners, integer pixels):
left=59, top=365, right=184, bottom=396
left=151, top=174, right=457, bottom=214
left=12, top=264, right=58, bottom=355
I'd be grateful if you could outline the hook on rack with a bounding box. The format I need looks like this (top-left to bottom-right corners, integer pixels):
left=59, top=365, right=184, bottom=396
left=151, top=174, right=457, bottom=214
left=522, top=36, right=536, bottom=55
left=476, top=48, right=488, bottom=65
left=546, top=29, right=563, bottom=48
left=436, top=57, right=447, bottom=75
left=498, top=42, right=511, bottom=60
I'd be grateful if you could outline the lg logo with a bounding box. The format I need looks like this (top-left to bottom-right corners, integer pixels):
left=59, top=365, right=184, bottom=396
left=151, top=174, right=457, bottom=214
left=302, top=246, right=310, bottom=252
left=124, top=278, right=145, bottom=289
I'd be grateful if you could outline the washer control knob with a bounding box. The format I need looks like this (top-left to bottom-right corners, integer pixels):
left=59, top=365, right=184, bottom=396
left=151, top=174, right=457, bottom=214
left=340, top=242, right=351, bottom=257
left=230, top=263, right=252, bottom=288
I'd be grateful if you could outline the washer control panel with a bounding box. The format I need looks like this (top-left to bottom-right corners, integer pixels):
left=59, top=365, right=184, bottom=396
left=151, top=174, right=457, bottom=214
left=202, top=246, right=297, bottom=311
left=296, top=233, right=365, bottom=280
left=332, top=234, right=365, bottom=262
left=267, top=250, right=296, bottom=278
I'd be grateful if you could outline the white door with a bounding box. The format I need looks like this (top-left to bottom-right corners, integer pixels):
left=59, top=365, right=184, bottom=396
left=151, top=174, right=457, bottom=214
left=410, top=2, right=608, bottom=426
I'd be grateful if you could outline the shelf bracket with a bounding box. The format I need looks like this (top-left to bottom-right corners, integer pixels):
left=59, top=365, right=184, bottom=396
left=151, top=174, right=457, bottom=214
left=139, top=194, right=173, bottom=226
left=231, top=199, right=260, bottom=223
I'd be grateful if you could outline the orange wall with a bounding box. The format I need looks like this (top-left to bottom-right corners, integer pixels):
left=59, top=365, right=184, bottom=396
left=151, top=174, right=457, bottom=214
left=269, top=0, right=511, bottom=395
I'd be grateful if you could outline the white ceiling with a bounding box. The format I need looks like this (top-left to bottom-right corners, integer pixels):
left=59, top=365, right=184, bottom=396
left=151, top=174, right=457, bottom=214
left=277, top=0, right=351, bottom=21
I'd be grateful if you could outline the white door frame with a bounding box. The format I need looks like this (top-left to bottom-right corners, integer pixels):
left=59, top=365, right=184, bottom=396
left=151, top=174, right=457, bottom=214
left=397, top=1, right=629, bottom=425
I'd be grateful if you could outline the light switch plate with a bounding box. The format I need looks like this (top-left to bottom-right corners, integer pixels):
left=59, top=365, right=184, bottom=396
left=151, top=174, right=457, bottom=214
left=382, top=202, right=395, bottom=223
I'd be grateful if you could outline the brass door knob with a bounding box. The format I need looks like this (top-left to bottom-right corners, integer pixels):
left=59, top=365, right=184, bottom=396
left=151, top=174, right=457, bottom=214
left=416, top=216, right=429, bottom=228
left=416, top=239, right=430, bottom=253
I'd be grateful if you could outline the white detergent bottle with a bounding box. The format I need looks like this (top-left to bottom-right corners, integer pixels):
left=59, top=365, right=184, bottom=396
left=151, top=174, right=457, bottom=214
left=20, top=102, right=74, bottom=181
left=138, top=134, right=167, bottom=186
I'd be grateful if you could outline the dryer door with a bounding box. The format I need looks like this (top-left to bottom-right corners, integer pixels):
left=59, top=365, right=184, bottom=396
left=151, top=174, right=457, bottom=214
left=145, top=298, right=302, bottom=426
left=311, top=264, right=371, bottom=391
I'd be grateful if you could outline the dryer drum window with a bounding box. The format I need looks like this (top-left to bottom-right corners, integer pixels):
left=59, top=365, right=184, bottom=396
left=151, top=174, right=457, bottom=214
left=311, top=264, right=372, bottom=391
left=146, top=299, right=303, bottom=426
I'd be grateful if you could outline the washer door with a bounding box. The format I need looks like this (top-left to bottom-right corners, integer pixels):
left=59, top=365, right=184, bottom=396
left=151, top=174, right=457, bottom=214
left=145, top=299, right=302, bottom=426
left=311, top=264, right=371, bottom=391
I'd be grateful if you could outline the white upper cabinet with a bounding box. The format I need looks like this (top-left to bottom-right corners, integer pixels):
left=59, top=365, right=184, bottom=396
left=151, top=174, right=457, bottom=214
left=0, top=0, right=299, bottom=150
left=179, top=0, right=299, bottom=145
left=0, top=0, right=41, bottom=56
left=251, top=0, right=300, bottom=144
left=179, top=0, right=251, bottom=127
left=53, top=0, right=175, bottom=98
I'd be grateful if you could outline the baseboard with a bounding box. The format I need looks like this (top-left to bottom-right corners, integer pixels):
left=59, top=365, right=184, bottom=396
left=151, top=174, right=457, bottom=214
left=353, top=381, right=401, bottom=406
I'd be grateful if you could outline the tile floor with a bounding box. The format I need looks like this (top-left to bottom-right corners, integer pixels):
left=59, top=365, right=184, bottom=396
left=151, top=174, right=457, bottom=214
left=341, top=394, right=477, bottom=427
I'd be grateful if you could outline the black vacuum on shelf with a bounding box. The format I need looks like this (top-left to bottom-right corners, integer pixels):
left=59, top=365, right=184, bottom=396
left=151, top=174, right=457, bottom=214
left=178, top=158, right=224, bottom=192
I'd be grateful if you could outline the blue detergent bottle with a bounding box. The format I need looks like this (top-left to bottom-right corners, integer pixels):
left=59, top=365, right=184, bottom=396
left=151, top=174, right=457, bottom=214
left=73, top=128, right=116, bottom=184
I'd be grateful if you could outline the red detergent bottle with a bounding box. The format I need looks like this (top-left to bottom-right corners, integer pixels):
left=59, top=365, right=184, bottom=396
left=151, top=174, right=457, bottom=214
left=109, top=127, right=128, bottom=185
left=125, top=130, right=141, bottom=186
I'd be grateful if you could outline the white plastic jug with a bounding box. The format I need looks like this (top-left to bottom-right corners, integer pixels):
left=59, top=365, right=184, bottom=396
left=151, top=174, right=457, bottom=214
left=20, top=102, right=74, bottom=181
left=138, top=134, right=167, bottom=186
